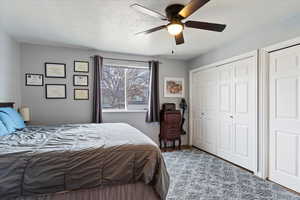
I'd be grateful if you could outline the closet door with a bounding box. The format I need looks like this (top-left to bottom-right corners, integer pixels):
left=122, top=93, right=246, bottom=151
left=269, top=45, right=300, bottom=192
left=218, top=57, right=256, bottom=171
left=191, top=71, right=203, bottom=148
left=218, top=63, right=234, bottom=159
left=191, top=54, right=256, bottom=171
left=231, top=58, right=256, bottom=170
left=201, top=68, right=219, bottom=154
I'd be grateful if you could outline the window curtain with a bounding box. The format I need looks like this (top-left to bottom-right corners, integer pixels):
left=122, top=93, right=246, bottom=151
left=92, top=55, right=103, bottom=123
left=146, top=61, right=160, bottom=122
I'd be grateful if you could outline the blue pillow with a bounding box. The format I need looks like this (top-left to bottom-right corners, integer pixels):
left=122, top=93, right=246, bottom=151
left=0, top=120, right=9, bottom=136
left=0, top=112, right=16, bottom=133
left=0, top=107, right=26, bottom=129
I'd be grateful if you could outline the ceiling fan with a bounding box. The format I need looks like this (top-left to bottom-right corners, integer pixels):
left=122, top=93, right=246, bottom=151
left=130, top=0, right=226, bottom=45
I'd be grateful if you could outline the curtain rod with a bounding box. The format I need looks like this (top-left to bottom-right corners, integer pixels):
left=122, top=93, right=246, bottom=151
left=89, top=56, right=162, bottom=64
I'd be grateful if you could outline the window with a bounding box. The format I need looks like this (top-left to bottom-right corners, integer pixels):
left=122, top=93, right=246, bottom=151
left=101, top=65, right=150, bottom=111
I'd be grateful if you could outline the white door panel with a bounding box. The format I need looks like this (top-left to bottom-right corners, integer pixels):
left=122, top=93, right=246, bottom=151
left=234, top=124, right=249, bottom=157
left=275, top=77, right=298, bottom=119
left=233, top=58, right=256, bottom=170
left=219, top=120, right=233, bottom=152
left=235, top=82, right=248, bottom=114
left=220, top=84, right=231, bottom=112
left=193, top=118, right=202, bottom=148
left=217, top=58, right=256, bottom=171
left=200, top=68, right=219, bottom=153
left=191, top=71, right=202, bottom=149
left=275, top=131, right=298, bottom=176
left=202, top=113, right=218, bottom=154
left=269, top=45, right=300, bottom=192
left=218, top=64, right=234, bottom=159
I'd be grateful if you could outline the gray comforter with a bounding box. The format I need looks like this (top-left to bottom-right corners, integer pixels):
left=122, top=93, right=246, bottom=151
left=0, top=123, right=169, bottom=200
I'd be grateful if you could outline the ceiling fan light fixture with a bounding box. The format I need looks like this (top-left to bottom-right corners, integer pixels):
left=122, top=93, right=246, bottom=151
left=131, top=1, right=227, bottom=45
left=167, top=23, right=183, bottom=36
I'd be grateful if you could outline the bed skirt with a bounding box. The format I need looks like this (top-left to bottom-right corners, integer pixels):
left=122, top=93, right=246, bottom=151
left=16, top=182, right=160, bottom=200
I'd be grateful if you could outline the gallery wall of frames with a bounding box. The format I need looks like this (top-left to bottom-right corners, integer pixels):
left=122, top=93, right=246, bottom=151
left=25, top=61, right=90, bottom=100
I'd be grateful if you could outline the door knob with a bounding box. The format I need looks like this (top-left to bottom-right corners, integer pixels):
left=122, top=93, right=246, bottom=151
left=230, top=115, right=233, bottom=118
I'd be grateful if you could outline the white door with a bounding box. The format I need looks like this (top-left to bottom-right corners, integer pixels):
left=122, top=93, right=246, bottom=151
left=269, top=45, right=300, bottom=192
left=218, top=63, right=235, bottom=159
left=200, top=68, right=219, bottom=154
left=191, top=68, right=218, bottom=154
left=232, top=58, right=256, bottom=170
left=191, top=54, right=257, bottom=171
left=191, top=71, right=202, bottom=148
left=218, top=57, right=257, bottom=171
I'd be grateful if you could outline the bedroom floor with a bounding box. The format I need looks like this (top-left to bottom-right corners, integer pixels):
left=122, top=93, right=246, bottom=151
left=163, top=149, right=300, bottom=200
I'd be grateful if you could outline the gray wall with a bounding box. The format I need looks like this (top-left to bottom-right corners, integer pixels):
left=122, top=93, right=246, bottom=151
left=20, top=43, right=189, bottom=144
left=0, top=28, right=21, bottom=107
left=188, top=17, right=300, bottom=69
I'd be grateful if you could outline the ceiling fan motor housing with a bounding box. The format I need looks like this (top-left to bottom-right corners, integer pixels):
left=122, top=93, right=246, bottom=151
left=165, top=4, right=185, bottom=21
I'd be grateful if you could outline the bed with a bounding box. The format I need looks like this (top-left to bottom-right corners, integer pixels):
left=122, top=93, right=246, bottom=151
left=0, top=103, right=169, bottom=200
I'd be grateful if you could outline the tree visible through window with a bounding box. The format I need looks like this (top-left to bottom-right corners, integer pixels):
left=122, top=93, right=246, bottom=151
left=101, top=65, right=150, bottom=111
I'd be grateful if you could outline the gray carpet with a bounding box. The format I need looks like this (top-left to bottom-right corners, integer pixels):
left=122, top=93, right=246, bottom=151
left=163, top=149, right=300, bottom=200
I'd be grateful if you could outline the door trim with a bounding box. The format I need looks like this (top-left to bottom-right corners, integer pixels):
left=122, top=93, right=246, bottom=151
left=190, top=51, right=257, bottom=74
left=259, top=36, right=300, bottom=179
left=189, top=50, right=258, bottom=174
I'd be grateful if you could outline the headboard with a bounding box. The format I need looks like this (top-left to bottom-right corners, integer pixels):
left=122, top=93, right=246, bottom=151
left=0, top=102, right=14, bottom=108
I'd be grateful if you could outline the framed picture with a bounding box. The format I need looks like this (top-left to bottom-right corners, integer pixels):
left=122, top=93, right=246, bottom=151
left=164, top=77, right=184, bottom=98
left=45, top=84, right=67, bottom=99
left=73, top=75, right=88, bottom=86
left=74, top=89, right=89, bottom=100
left=74, top=61, right=89, bottom=73
left=25, top=73, right=44, bottom=86
left=45, top=63, right=66, bottom=78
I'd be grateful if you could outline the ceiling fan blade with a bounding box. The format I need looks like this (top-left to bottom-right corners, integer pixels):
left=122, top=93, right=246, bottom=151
left=175, top=32, right=184, bottom=45
left=185, top=21, right=226, bottom=32
left=130, top=4, right=167, bottom=20
left=178, top=0, right=210, bottom=19
left=135, top=25, right=166, bottom=35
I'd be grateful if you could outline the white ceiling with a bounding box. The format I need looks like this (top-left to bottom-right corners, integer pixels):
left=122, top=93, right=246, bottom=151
left=0, top=0, right=299, bottom=60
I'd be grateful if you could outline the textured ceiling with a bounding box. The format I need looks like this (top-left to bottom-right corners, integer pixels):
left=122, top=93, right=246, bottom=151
left=0, top=0, right=299, bottom=60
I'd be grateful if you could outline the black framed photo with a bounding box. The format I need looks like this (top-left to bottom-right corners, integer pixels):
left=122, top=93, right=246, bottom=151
left=25, top=73, right=44, bottom=86
left=74, top=89, right=89, bottom=100
left=45, top=62, right=66, bottom=78
left=73, top=75, right=88, bottom=86
left=45, top=84, right=67, bottom=99
left=74, top=61, right=89, bottom=73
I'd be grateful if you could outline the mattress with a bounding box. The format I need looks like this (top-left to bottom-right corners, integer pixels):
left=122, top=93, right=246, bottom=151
left=16, top=182, right=159, bottom=200
left=0, top=123, right=169, bottom=200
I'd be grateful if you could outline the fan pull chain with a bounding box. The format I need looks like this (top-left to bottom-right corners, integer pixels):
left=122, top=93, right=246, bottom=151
left=171, top=37, right=175, bottom=55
